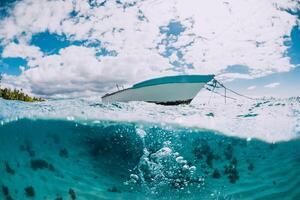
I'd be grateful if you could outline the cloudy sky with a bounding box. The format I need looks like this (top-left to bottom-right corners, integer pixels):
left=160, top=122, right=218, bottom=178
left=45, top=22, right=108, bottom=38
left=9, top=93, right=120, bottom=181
left=0, top=0, right=299, bottom=98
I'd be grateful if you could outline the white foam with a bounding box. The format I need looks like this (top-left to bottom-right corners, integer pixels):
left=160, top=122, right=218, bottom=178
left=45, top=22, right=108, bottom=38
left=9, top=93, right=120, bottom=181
left=0, top=95, right=299, bottom=143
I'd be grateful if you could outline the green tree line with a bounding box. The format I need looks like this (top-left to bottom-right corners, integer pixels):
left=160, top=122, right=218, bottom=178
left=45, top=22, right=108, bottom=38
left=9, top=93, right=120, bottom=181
left=0, top=73, right=44, bottom=102
left=0, top=88, right=44, bottom=102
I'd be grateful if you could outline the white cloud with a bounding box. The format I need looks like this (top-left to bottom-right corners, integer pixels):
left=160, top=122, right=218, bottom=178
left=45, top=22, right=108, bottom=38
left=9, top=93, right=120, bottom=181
left=0, top=0, right=299, bottom=97
left=218, top=73, right=253, bottom=82
left=247, top=85, right=256, bottom=90
left=169, top=52, right=178, bottom=63
left=2, top=45, right=173, bottom=98
left=2, top=43, right=43, bottom=60
left=0, top=0, right=73, bottom=43
left=264, top=82, right=281, bottom=88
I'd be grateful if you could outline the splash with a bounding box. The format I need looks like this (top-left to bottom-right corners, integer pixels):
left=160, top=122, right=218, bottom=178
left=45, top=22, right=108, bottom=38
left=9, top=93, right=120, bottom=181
left=0, top=96, right=300, bottom=142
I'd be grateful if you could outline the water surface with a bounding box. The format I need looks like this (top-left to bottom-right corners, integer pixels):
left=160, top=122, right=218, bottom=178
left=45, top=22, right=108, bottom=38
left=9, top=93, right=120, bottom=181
left=0, top=97, right=299, bottom=199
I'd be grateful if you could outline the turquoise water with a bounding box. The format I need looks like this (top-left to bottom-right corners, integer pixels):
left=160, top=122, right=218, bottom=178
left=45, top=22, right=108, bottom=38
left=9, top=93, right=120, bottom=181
left=0, top=97, right=300, bottom=199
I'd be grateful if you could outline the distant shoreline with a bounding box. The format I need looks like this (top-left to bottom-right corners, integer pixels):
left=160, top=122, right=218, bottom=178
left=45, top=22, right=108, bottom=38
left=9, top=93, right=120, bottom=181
left=0, top=88, right=44, bottom=102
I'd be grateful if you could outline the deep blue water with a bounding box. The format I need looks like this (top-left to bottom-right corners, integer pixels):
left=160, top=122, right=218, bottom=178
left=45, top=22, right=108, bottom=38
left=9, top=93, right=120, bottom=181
left=0, top=98, right=300, bottom=199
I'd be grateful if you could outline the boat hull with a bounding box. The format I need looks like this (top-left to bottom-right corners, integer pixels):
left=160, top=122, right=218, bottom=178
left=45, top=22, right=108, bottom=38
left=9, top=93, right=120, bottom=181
left=102, top=82, right=205, bottom=105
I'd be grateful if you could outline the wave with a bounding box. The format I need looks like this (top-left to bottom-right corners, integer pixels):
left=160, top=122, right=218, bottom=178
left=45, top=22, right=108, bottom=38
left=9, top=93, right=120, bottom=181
left=0, top=96, right=300, bottom=142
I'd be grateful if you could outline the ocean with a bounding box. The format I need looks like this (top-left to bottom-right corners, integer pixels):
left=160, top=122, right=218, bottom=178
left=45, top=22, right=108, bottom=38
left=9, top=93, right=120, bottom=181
left=0, top=96, right=299, bottom=199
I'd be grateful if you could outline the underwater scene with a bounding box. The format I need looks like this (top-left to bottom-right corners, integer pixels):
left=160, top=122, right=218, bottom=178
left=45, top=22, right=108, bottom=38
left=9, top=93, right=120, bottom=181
left=0, top=97, right=300, bottom=200
left=1, top=0, right=300, bottom=199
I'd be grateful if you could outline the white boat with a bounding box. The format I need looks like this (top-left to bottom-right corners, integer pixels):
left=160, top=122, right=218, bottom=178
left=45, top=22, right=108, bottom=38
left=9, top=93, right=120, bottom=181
left=102, top=75, right=215, bottom=105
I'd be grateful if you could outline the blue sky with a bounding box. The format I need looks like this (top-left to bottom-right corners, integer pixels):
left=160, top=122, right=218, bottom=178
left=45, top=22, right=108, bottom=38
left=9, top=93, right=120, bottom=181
left=0, top=0, right=299, bottom=98
left=227, top=24, right=300, bottom=97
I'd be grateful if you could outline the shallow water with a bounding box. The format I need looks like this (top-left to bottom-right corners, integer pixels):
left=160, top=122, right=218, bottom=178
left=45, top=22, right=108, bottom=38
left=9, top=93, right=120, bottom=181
left=0, top=96, right=300, bottom=199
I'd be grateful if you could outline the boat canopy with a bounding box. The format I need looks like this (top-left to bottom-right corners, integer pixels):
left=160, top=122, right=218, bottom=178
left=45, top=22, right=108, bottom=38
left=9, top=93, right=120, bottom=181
left=132, top=75, right=215, bottom=89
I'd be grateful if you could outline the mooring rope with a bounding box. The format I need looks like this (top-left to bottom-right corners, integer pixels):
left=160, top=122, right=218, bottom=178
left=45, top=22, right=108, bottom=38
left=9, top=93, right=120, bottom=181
left=215, top=79, right=258, bottom=100
left=205, top=86, right=237, bottom=100
left=205, top=79, right=258, bottom=102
